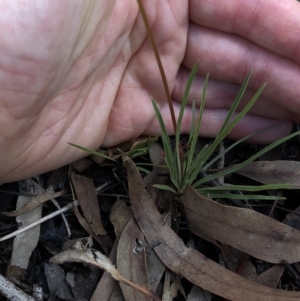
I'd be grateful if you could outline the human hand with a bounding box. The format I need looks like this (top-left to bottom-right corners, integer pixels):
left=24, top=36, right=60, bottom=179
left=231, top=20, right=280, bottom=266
left=0, top=0, right=298, bottom=183
left=178, top=0, right=300, bottom=134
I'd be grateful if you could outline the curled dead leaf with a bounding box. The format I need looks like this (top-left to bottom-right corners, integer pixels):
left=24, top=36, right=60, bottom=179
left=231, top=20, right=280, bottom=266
left=235, top=161, right=300, bottom=187
left=125, top=157, right=300, bottom=301
left=180, top=186, right=300, bottom=264
left=50, top=239, right=161, bottom=301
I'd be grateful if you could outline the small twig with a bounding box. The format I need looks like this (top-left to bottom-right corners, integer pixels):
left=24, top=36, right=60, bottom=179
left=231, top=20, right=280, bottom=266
left=0, top=201, right=78, bottom=242
left=217, top=141, right=225, bottom=185
left=0, top=274, right=36, bottom=301
left=27, top=179, right=71, bottom=236
left=9, top=278, right=48, bottom=300
left=136, top=0, right=177, bottom=133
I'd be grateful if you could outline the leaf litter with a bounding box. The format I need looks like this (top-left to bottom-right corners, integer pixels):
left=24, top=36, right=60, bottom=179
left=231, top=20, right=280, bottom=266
left=235, top=160, right=300, bottom=187
left=2, top=138, right=300, bottom=300
left=2, top=3, right=300, bottom=301
left=7, top=179, right=43, bottom=281
left=125, top=156, right=300, bottom=301
left=180, top=185, right=300, bottom=264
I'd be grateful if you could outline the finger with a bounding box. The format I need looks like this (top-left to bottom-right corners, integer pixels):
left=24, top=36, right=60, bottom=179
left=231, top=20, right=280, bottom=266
left=173, top=66, right=300, bottom=123
left=183, top=24, right=300, bottom=114
left=145, top=101, right=293, bottom=144
left=189, top=0, right=300, bottom=63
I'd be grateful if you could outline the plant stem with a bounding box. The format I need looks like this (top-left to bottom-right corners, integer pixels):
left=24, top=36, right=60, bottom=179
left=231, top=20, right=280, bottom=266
left=137, top=0, right=177, bottom=134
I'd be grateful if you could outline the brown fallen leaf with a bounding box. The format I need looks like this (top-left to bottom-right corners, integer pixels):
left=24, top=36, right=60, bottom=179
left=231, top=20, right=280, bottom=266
left=50, top=239, right=161, bottom=301
left=162, top=270, right=184, bottom=301
left=73, top=203, right=113, bottom=255
left=91, top=241, right=125, bottom=301
left=110, top=199, right=133, bottom=240
left=283, top=206, right=300, bottom=231
left=71, top=173, right=107, bottom=235
left=220, top=246, right=257, bottom=281
left=145, top=237, right=165, bottom=294
left=187, top=285, right=211, bottom=301
left=255, top=265, right=285, bottom=288
left=117, top=218, right=151, bottom=301
left=72, top=158, right=94, bottom=173
left=2, top=188, right=65, bottom=217
left=235, top=161, right=300, bottom=187
left=180, top=185, right=300, bottom=264
left=7, top=179, right=43, bottom=281
left=125, top=157, right=300, bottom=301
left=110, top=199, right=165, bottom=295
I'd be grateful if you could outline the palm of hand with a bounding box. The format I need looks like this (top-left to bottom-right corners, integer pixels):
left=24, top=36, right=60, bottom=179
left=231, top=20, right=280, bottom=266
left=0, top=0, right=298, bottom=183
left=0, top=0, right=188, bottom=182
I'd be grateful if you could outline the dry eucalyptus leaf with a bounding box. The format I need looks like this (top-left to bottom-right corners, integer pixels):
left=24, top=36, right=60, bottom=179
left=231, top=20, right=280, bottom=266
left=235, top=161, right=300, bottom=187
left=71, top=173, right=106, bottom=235
left=72, top=158, right=93, bottom=173
left=145, top=238, right=165, bottom=293
left=149, top=142, right=164, bottom=165
left=110, top=199, right=133, bottom=240
left=283, top=206, right=300, bottom=231
left=2, top=187, right=64, bottom=217
left=162, top=270, right=184, bottom=301
left=91, top=241, right=125, bottom=301
left=44, top=263, right=73, bottom=301
left=187, top=286, right=211, bottom=301
left=117, top=218, right=151, bottom=301
left=180, top=185, right=300, bottom=264
left=220, top=247, right=257, bottom=281
left=50, top=240, right=161, bottom=301
left=73, top=203, right=112, bottom=255
left=125, top=157, right=300, bottom=301
left=254, top=265, right=285, bottom=288
left=7, top=179, right=43, bottom=280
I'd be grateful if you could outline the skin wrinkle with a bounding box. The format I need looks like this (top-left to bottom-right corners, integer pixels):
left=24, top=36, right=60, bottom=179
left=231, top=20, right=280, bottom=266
left=184, top=24, right=300, bottom=114
left=146, top=103, right=291, bottom=143
left=190, top=0, right=300, bottom=63
left=171, top=67, right=293, bottom=121
left=232, top=0, right=261, bottom=39
left=0, top=0, right=298, bottom=183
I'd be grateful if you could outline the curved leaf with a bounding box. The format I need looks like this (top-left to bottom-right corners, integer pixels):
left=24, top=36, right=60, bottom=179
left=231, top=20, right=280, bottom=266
left=126, top=157, right=300, bottom=301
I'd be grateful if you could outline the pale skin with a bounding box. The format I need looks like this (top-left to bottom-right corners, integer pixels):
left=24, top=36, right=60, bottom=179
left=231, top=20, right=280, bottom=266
left=0, top=0, right=300, bottom=183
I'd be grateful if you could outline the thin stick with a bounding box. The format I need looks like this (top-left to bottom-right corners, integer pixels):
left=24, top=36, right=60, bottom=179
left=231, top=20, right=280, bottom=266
left=27, top=179, right=71, bottom=237
left=137, top=0, right=177, bottom=134
left=0, top=274, right=36, bottom=301
left=0, top=201, right=78, bottom=242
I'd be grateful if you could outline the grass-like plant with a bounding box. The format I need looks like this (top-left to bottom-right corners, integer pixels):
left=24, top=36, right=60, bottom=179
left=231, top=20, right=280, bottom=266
left=70, top=0, right=299, bottom=202
left=151, top=63, right=298, bottom=197
left=137, top=0, right=299, bottom=199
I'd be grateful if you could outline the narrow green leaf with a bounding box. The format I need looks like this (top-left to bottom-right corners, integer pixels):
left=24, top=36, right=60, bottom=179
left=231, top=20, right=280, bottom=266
left=152, top=99, right=177, bottom=177
left=68, top=143, right=117, bottom=162
left=199, top=82, right=266, bottom=167
left=183, top=74, right=208, bottom=186
left=153, top=184, right=178, bottom=194
left=198, top=183, right=294, bottom=192
left=186, top=144, right=208, bottom=185
left=135, top=163, right=167, bottom=168
left=187, top=100, right=196, bottom=151
left=202, top=125, right=275, bottom=171
left=152, top=99, right=183, bottom=192
left=199, top=192, right=286, bottom=201
left=136, top=166, right=151, bottom=174
left=218, top=70, right=252, bottom=135
left=193, top=130, right=300, bottom=188
left=175, top=63, right=200, bottom=183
